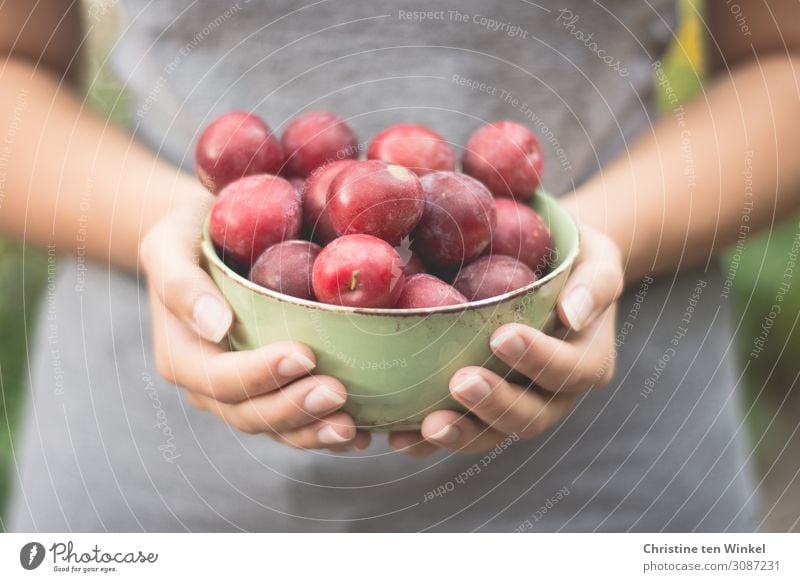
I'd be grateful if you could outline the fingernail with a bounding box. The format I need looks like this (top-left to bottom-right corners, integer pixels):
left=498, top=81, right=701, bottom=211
left=192, top=294, right=232, bottom=342
left=452, top=374, right=491, bottom=404
left=304, top=385, right=345, bottom=415
left=277, top=352, right=316, bottom=377
left=490, top=329, right=527, bottom=358
left=561, top=286, right=594, bottom=331
left=318, top=425, right=350, bottom=445
left=428, top=423, right=461, bottom=444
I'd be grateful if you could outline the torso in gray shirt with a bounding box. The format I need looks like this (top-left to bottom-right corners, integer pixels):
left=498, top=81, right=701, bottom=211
left=8, top=0, right=758, bottom=532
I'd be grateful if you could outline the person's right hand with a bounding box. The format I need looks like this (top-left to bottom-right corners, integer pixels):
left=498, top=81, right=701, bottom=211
left=139, top=190, right=370, bottom=452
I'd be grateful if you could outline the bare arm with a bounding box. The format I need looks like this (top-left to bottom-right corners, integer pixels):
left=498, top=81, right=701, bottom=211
left=563, top=0, right=800, bottom=283
left=0, top=1, right=365, bottom=451
left=0, top=0, right=204, bottom=271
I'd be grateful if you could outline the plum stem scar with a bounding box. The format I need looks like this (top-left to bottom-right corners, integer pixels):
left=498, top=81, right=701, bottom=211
left=349, top=270, right=360, bottom=291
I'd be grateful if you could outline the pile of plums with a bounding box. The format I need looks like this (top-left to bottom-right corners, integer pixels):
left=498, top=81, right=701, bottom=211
left=198, top=110, right=553, bottom=309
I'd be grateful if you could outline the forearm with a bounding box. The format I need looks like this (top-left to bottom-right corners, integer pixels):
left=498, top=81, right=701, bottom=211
left=563, top=55, right=800, bottom=283
left=0, top=57, right=208, bottom=271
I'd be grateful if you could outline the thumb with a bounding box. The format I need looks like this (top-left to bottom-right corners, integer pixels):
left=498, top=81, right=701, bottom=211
left=140, top=202, right=233, bottom=343
left=556, top=225, right=624, bottom=332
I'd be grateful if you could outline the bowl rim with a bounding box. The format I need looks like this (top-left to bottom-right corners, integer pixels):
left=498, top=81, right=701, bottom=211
left=200, top=189, right=580, bottom=316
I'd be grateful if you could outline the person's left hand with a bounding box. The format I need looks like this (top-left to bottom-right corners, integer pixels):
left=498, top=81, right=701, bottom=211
left=389, top=225, right=624, bottom=456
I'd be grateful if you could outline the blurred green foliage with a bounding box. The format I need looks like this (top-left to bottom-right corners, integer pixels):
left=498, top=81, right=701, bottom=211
left=0, top=240, right=46, bottom=528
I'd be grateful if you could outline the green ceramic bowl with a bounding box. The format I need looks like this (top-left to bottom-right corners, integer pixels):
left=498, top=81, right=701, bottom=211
left=201, top=190, right=579, bottom=431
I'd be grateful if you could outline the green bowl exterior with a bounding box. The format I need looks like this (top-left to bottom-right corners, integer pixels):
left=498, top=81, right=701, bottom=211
left=202, top=190, right=579, bottom=431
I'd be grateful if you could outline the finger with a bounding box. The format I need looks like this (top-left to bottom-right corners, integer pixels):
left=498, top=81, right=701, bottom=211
left=388, top=431, right=440, bottom=457
left=314, top=430, right=371, bottom=453
left=420, top=410, right=510, bottom=453
left=188, top=375, right=348, bottom=434
left=489, top=307, right=616, bottom=392
left=152, top=307, right=317, bottom=403
left=271, top=412, right=360, bottom=449
left=448, top=367, right=576, bottom=436
left=141, top=202, right=233, bottom=343
left=557, top=225, right=623, bottom=331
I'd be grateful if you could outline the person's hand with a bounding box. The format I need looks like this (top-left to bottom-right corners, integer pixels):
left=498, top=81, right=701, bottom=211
left=140, top=189, right=370, bottom=452
left=389, top=225, right=623, bottom=456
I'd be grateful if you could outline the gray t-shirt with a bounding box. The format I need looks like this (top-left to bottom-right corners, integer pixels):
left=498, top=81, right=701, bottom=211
left=8, top=0, right=758, bottom=532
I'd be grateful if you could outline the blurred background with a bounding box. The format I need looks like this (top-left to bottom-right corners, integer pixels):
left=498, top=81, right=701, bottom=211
left=1, top=0, right=798, bottom=530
